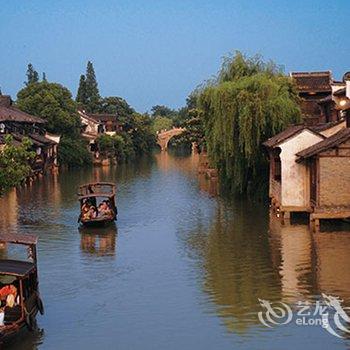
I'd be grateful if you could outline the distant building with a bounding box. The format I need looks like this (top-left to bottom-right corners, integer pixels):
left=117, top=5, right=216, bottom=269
left=78, top=109, right=122, bottom=154
left=0, top=95, right=60, bottom=174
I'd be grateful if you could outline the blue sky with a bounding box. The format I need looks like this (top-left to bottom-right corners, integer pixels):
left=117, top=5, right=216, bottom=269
left=0, top=0, right=349, bottom=112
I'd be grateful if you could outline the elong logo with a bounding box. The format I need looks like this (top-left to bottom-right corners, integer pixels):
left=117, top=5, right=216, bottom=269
left=258, top=294, right=350, bottom=338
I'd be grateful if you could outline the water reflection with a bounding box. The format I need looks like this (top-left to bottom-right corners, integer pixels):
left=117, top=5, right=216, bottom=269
left=268, top=214, right=350, bottom=304
left=0, top=188, right=19, bottom=233
left=182, top=200, right=281, bottom=334
left=268, top=214, right=314, bottom=303
left=79, top=224, right=117, bottom=257
left=183, top=199, right=350, bottom=337
left=198, top=174, right=219, bottom=197
left=313, top=231, right=350, bottom=301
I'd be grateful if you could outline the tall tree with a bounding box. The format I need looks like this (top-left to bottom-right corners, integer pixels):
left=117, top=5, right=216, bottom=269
left=17, top=81, right=80, bottom=136
left=42, top=72, right=47, bottom=82
left=76, top=74, right=88, bottom=107
left=84, top=61, right=100, bottom=112
left=198, top=51, right=301, bottom=195
left=25, top=63, right=39, bottom=86
left=17, top=81, right=92, bottom=166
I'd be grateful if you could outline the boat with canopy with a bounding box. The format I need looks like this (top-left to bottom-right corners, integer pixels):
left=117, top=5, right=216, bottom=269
left=78, top=182, right=118, bottom=227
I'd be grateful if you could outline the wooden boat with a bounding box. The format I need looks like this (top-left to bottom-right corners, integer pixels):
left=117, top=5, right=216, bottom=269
left=78, top=182, right=117, bottom=227
left=0, top=234, right=44, bottom=343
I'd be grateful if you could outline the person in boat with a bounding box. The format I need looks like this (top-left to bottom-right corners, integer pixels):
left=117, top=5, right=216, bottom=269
left=97, top=201, right=111, bottom=217
left=81, top=202, right=91, bottom=221
left=87, top=206, right=98, bottom=219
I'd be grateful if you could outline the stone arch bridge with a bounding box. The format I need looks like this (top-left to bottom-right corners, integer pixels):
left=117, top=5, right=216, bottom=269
left=157, top=127, right=186, bottom=151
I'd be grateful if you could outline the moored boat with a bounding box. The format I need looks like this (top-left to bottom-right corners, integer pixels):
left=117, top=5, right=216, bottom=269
left=0, top=234, right=44, bottom=344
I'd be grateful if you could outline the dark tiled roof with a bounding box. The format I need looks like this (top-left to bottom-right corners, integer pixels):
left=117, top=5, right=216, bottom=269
left=296, top=128, right=350, bottom=160
left=310, top=119, right=345, bottom=132
left=89, top=114, right=118, bottom=122
left=0, top=105, right=45, bottom=124
left=263, top=125, right=308, bottom=148
left=29, top=133, right=57, bottom=145
left=291, top=71, right=332, bottom=93
left=78, top=110, right=99, bottom=124
left=333, top=87, right=346, bottom=96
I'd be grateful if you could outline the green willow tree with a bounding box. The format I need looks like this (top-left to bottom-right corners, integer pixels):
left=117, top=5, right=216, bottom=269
left=0, top=135, right=35, bottom=194
left=198, top=52, right=301, bottom=195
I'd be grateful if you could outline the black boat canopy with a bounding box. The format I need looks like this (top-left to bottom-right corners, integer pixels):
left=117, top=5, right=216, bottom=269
left=0, top=259, right=35, bottom=277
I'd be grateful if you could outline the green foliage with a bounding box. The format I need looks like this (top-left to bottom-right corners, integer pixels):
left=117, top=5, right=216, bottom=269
left=0, top=135, right=35, bottom=194
left=131, top=113, right=156, bottom=155
left=76, top=61, right=101, bottom=113
left=152, top=116, right=173, bottom=133
left=97, top=113, right=155, bottom=160
left=17, top=81, right=91, bottom=167
left=198, top=51, right=301, bottom=195
left=96, top=134, right=126, bottom=160
left=99, top=96, right=134, bottom=116
left=17, top=81, right=81, bottom=136
left=25, top=64, right=39, bottom=86
left=150, top=105, right=174, bottom=117
left=85, top=61, right=101, bottom=112
left=76, top=74, right=88, bottom=107
left=98, top=96, right=137, bottom=131
left=58, top=136, right=92, bottom=167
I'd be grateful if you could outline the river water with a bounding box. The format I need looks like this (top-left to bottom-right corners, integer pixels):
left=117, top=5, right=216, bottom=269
left=1, top=152, right=350, bottom=349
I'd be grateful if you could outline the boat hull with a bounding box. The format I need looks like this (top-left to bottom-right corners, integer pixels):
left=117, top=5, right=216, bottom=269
left=80, top=217, right=116, bottom=227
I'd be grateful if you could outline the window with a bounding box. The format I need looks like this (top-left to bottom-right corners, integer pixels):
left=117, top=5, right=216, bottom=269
left=274, top=157, right=281, bottom=181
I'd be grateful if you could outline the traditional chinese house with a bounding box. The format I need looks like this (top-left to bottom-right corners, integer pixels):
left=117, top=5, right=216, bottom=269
left=265, top=71, right=350, bottom=227
left=296, top=127, right=350, bottom=229
left=264, top=125, right=325, bottom=217
left=291, top=71, right=332, bottom=125
left=78, top=110, right=122, bottom=154
left=0, top=95, right=59, bottom=175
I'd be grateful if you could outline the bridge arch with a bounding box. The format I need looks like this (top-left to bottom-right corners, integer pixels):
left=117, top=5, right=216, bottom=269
left=157, top=127, right=186, bottom=151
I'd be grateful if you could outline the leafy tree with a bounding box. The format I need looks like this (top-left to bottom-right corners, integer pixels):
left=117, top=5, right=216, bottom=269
left=16, top=81, right=91, bottom=166
left=42, top=72, right=47, bottom=82
left=17, top=81, right=80, bottom=136
left=198, top=51, right=301, bottom=195
left=57, top=136, right=92, bottom=167
left=84, top=61, right=101, bottom=112
left=96, top=134, right=126, bottom=160
left=99, top=96, right=134, bottom=116
left=98, top=96, right=136, bottom=131
left=25, top=64, right=39, bottom=86
left=76, top=74, right=87, bottom=107
left=0, top=135, right=35, bottom=194
left=130, top=113, right=156, bottom=155
left=152, top=116, right=173, bottom=133
left=150, top=105, right=174, bottom=117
